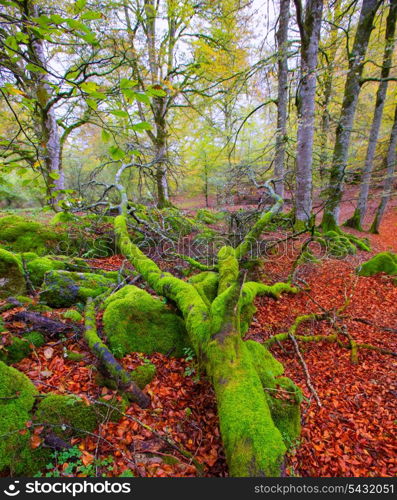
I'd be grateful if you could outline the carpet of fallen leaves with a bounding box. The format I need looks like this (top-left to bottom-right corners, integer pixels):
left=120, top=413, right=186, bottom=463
left=2, top=198, right=396, bottom=477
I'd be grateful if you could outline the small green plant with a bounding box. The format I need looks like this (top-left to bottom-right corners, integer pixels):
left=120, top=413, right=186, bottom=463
left=182, top=347, right=200, bottom=382
left=37, top=446, right=115, bottom=477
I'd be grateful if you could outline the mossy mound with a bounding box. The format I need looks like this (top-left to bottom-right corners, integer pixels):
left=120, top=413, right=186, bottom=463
left=34, top=394, right=98, bottom=439
left=0, top=215, right=64, bottom=255
left=23, top=254, right=90, bottom=287
left=195, top=208, right=219, bottom=225
left=357, top=252, right=397, bottom=277
left=0, top=361, right=48, bottom=475
left=316, top=229, right=370, bottom=258
left=0, top=248, right=26, bottom=298
left=40, top=270, right=117, bottom=308
left=0, top=332, right=45, bottom=364
left=102, top=285, right=190, bottom=357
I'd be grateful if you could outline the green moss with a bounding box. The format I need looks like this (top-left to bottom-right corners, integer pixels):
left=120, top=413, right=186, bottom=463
left=245, top=341, right=301, bottom=447
left=40, top=270, right=116, bottom=308
left=130, top=363, right=156, bottom=388
left=357, top=252, right=397, bottom=277
left=0, top=248, right=26, bottom=298
left=0, top=361, right=48, bottom=475
left=206, top=336, right=286, bottom=477
left=35, top=394, right=98, bottom=439
left=195, top=208, right=218, bottom=225
left=103, top=285, right=189, bottom=357
left=51, top=212, right=76, bottom=224
left=0, top=215, right=63, bottom=255
left=24, top=255, right=91, bottom=287
left=24, top=331, right=45, bottom=347
left=66, top=350, right=85, bottom=361
left=0, top=336, right=32, bottom=364
left=63, top=309, right=83, bottom=322
left=188, top=271, right=219, bottom=306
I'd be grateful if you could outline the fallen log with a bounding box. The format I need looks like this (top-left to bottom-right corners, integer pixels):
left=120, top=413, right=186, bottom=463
left=114, top=209, right=300, bottom=476
left=12, top=310, right=80, bottom=337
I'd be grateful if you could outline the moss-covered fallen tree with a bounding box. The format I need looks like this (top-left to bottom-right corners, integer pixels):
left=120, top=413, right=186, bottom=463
left=107, top=182, right=300, bottom=477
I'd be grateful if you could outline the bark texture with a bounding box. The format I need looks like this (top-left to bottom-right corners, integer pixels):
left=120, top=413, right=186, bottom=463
left=322, top=0, right=379, bottom=229
left=274, top=0, right=290, bottom=198
left=294, top=0, right=324, bottom=226
left=370, top=104, right=397, bottom=233
left=346, top=0, right=397, bottom=229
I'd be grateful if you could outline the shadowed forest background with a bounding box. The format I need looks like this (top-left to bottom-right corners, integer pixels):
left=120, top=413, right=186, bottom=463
left=0, top=0, right=396, bottom=479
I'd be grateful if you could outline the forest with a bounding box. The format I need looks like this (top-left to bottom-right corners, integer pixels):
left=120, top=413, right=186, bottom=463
left=0, top=0, right=396, bottom=481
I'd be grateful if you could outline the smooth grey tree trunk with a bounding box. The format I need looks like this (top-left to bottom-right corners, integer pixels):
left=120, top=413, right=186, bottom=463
left=321, top=0, right=379, bottom=230
left=294, top=0, right=324, bottom=227
left=274, top=0, right=290, bottom=198
left=346, top=0, right=397, bottom=229
left=370, top=104, right=397, bottom=233
left=318, top=0, right=341, bottom=184
left=28, top=3, right=64, bottom=207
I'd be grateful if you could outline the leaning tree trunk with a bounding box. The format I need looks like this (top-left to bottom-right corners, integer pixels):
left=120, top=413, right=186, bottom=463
left=370, top=103, right=397, bottom=233
left=113, top=184, right=301, bottom=476
left=274, top=0, right=290, bottom=199
left=345, top=0, right=397, bottom=230
left=294, top=0, right=323, bottom=228
left=321, top=0, right=379, bottom=230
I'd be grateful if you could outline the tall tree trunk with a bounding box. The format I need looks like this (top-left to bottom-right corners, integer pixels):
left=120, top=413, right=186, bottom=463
left=294, top=0, right=324, bottom=227
left=318, top=0, right=342, bottom=184
left=370, top=103, right=397, bottom=233
left=321, top=0, right=379, bottom=230
left=153, top=97, right=170, bottom=208
left=274, top=0, right=290, bottom=198
left=345, top=0, right=397, bottom=230
left=25, top=1, right=64, bottom=209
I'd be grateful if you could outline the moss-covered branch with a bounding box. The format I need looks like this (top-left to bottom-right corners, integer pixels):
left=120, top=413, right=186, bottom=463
left=84, top=298, right=150, bottom=408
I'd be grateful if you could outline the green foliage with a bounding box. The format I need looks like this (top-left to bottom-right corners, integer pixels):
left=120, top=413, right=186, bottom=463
left=39, top=446, right=115, bottom=477
left=102, top=285, right=190, bottom=357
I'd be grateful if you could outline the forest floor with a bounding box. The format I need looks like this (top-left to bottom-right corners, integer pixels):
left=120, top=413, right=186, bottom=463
left=2, top=191, right=396, bottom=477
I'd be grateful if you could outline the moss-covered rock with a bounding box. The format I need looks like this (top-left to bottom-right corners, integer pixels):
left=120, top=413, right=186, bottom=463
left=40, top=270, right=117, bottom=308
left=34, top=394, right=98, bottom=439
left=0, top=332, right=45, bottom=364
left=23, top=255, right=90, bottom=287
left=102, top=285, right=189, bottom=357
left=0, top=248, right=26, bottom=298
left=0, top=361, right=48, bottom=475
left=0, top=215, right=64, bottom=255
left=357, top=252, right=397, bottom=277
